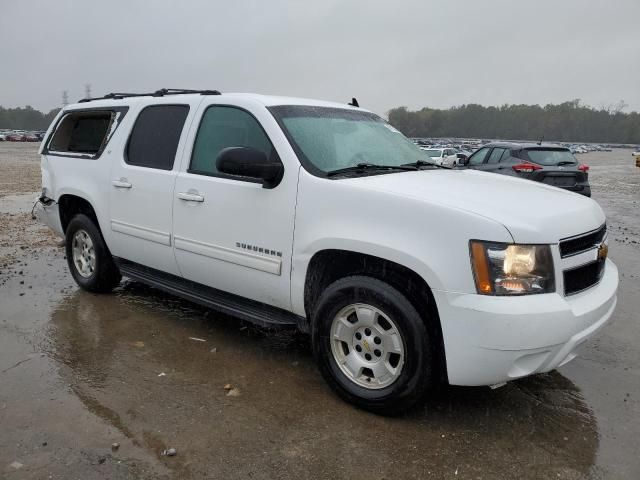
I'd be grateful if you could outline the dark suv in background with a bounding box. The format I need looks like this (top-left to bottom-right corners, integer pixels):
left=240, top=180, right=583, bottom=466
left=459, top=142, right=591, bottom=196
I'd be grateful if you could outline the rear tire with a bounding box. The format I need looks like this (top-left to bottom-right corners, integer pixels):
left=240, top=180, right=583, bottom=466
left=312, top=276, right=433, bottom=415
left=65, top=214, right=121, bottom=293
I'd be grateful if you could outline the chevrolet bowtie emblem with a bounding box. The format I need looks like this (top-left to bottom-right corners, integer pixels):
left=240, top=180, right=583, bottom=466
left=597, top=242, right=608, bottom=261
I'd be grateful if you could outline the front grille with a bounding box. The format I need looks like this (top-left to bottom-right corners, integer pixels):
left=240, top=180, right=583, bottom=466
left=559, top=224, right=606, bottom=258
left=564, top=259, right=605, bottom=295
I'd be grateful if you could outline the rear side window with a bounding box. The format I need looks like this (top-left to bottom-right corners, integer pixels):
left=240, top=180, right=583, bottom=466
left=499, top=149, right=513, bottom=161
left=48, top=110, right=119, bottom=157
left=487, top=148, right=506, bottom=163
left=190, top=106, right=276, bottom=176
left=126, top=105, right=189, bottom=170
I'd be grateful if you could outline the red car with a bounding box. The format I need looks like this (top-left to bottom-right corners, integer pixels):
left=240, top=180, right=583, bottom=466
left=6, top=133, right=26, bottom=142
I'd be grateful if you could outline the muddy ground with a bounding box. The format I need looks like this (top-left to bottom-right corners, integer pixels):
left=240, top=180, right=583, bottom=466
left=0, top=142, right=638, bottom=479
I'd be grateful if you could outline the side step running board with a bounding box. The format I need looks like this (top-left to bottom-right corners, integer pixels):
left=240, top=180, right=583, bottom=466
left=115, top=258, right=308, bottom=332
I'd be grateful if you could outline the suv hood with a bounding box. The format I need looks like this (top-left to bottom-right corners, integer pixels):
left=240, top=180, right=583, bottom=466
left=342, top=169, right=604, bottom=243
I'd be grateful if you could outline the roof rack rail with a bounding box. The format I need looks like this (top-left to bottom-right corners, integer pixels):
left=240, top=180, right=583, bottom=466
left=78, top=88, right=221, bottom=103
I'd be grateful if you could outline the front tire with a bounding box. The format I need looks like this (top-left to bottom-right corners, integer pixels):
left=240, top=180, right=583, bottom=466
left=312, top=276, right=434, bottom=415
left=65, top=214, right=121, bottom=293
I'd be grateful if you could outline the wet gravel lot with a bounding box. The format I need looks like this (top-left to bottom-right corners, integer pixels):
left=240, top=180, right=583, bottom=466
left=0, top=143, right=638, bottom=479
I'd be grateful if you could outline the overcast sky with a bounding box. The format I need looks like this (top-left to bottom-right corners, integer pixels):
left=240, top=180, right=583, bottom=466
left=2, top=0, right=639, bottom=115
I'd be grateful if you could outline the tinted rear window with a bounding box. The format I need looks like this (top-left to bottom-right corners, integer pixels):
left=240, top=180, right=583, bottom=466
left=126, top=105, right=189, bottom=170
left=524, top=148, right=577, bottom=166
left=48, top=111, right=114, bottom=155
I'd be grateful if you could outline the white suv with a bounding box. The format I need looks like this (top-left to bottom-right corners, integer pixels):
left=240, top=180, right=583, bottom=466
left=36, top=89, right=618, bottom=414
left=420, top=147, right=458, bottom=166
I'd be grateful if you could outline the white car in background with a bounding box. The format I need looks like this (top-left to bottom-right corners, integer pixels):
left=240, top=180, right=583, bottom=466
left=421, top=147, right=458, bottom=166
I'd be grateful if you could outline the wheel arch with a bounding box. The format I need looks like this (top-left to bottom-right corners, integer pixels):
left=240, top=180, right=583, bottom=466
left=303, top=248, right=448, bottom=384
left=57, top=192, right=102, bottom=235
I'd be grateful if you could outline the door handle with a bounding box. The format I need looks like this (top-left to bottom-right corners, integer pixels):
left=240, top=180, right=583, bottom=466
left=112, top=178, right=132, bottom=189
left=177, top=191, right=204, bottom=202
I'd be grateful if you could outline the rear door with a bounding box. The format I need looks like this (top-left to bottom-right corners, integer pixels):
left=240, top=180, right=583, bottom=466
left=480, top=147, right=510, bottom=174
left=109, top=100, right=199, bottom=275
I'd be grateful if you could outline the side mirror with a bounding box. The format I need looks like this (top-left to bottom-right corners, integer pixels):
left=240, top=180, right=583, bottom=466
left=216, top=147, right=283, bottom=189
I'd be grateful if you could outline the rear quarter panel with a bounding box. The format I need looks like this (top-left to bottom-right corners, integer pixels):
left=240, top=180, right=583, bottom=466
left=40, top=104, right=135, bottom=246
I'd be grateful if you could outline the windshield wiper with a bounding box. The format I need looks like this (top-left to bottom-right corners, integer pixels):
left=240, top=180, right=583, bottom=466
left=326, top=163, right=417, bottom=177
left=557, top=161, right=577, bottom=166
left=401, top=159, right=452, bottom=170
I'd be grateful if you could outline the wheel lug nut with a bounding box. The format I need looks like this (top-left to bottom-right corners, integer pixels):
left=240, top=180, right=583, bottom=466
left=374, top=337, right=381, bottom=345
left=365, top=353, right=372, bottom=361
left=355, top=332, right=362, bottom=340
left=355, top=345, right=362, bottom=352
left=364, top=328, right=371, bottom=336
left=374, top=349, right=381, bottom=357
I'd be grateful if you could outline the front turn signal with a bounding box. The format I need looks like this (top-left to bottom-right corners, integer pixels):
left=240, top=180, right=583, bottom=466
left=470, top=241, right=493, bottom=294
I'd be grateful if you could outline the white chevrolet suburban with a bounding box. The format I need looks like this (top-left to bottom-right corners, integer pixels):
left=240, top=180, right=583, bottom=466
left=36, top=89, right=618, bottom=414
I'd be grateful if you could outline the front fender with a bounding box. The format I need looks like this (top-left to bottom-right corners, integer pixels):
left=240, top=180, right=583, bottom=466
left=290, top=171, right=513, bottom=317
left=290, top=239, right=442, bottom=317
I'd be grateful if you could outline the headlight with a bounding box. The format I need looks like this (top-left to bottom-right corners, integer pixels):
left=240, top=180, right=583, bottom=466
left=469, top=241, right=555, bottom=295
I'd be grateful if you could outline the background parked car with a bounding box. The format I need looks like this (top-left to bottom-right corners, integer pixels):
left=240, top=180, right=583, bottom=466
left=421, top=147, right=458, bottom=166
left=458, top=142, right=591, bottom=196
left=6, top=132, right=26, bottom=142
left=455, top=149, right=472, bottom=165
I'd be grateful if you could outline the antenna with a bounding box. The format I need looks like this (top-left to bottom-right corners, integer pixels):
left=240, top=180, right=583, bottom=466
left=348, top=97, right=359, bottom=107
left=537, top=135, right=544, bottom=146
left=62, top=90, right=69, bottom=106
left=84, top=84, right=92, bottom=99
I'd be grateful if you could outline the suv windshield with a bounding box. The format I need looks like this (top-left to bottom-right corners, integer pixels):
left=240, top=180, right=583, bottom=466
left=524, top=148, right=577, bottom=166
left=270, top=105, right=432, bottom=175
left=423, top=149, right=442, bottom=157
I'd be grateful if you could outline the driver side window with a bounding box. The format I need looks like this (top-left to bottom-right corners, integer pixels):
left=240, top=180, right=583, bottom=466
left=467, top=147, right=490, bottom=165
left=190, top=106, right=277, bottom=176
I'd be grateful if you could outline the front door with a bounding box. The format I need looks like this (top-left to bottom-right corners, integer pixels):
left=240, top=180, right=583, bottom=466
left=465, top=146, right=491, bottom=170
left=172, top=102, right=297, bottom=310
left=109, top=101, right=196, bottom=275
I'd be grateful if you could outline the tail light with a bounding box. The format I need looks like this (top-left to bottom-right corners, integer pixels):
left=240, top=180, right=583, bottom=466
left=512, top=163, right=542, bottom=173
left=578, top=164, right=589, bottom=172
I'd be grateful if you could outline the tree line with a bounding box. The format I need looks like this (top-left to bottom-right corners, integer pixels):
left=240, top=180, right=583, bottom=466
left=0, top=106, right=60, bottom=130
left=388, top=100, right=640, bottom=144
left=3, top=100, right=640, bottom=143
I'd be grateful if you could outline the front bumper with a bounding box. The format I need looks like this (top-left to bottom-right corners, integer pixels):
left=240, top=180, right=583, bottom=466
left=434, top=258, right=618, bottom=386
